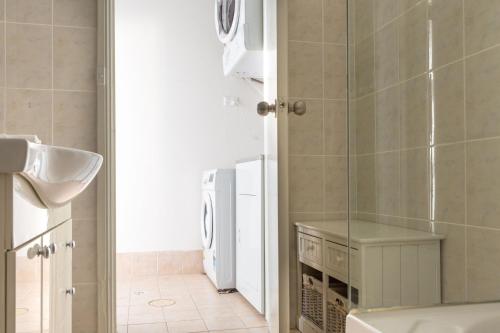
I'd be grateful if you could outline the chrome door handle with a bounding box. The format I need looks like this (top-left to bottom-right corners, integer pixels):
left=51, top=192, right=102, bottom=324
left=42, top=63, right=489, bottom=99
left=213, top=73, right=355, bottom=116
left=288, top=100, right=306, bottom=116
left=257, top=101, right=277, bottom=116
left=66, top=240, right=76, bottom=249
left=66, top=288, right=76, bottom=296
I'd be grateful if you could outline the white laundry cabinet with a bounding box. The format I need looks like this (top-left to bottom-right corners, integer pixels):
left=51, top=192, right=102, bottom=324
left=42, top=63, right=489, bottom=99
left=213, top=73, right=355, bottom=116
left=236, top=157, right=265, bottom=313
left=296, top=220, right=444, bottom=333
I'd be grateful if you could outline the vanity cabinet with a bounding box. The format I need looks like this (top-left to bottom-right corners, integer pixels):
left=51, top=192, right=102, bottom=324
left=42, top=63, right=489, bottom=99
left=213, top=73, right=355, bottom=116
left=1, top=174, right=74, bottom=333
left=296, top=220, right=444, bottom=333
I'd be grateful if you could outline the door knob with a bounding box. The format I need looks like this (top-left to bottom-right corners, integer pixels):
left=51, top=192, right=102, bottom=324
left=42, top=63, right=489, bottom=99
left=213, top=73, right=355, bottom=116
left=257, top=101, right=277, bottom=116
left=288, top=100, right=306, bottom=116
left=66, top=240, right=76, bottom=249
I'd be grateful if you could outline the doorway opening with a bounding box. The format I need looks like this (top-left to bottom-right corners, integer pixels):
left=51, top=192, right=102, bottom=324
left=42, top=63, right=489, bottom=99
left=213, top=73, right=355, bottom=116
left=113, top=1, right=272, bottom=331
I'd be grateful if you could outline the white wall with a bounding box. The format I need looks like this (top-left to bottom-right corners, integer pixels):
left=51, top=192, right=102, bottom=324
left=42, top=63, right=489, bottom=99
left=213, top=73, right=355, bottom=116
left=116, top=0, right=264, bottom=253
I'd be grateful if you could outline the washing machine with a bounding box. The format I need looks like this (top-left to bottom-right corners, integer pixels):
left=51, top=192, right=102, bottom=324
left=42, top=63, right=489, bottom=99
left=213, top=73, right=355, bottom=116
left=201, top=169, right=236, bottom=291
left=214, top=0, right=263, bottom=78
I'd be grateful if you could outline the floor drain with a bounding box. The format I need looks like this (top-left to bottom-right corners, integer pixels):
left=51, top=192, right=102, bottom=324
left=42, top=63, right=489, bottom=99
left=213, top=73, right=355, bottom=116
left=148, top=299, right=176, bottom=307
left=16, top=308, right=29, bottom=316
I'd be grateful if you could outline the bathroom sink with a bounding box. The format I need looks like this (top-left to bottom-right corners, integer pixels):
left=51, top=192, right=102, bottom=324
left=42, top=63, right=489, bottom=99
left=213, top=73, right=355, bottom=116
left=0, top=137, right=103, bottom=208
left=346, top=302, right=500, bottom=333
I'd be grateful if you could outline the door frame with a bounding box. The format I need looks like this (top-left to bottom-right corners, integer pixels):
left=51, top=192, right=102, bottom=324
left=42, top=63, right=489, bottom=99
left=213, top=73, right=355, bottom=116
left=96, top=0, right=116, bottom=332
left=95, top=0, right=290, bottom=332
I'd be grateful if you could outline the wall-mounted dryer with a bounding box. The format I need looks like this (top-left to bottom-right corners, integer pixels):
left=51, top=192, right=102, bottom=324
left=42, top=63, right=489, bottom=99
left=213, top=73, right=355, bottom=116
left=215, top=0, right=263, bottom=78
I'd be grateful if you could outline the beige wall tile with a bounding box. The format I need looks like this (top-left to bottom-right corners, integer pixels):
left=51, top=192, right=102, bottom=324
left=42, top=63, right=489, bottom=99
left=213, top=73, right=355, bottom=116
left=398, top=3, right=428, bottom=80
left=467, top=227, right=500, bottom=302
left=325, top=156, right=347, bottom=212
left=374, top=0, right=399, bottom=29
left=289, top=156, right=324, bottom=212
left=289, top=212, right=325, bottom=223
left=53, top=91, right=97, bottom=151
left=289, top=99, right=323, bottom=155
left=6, top=0, right=52, bottom=24
left=432, top=61, right=465, bottom=144
left=288, top=41, right=323, bottom=98
left=433, top=143, right=465, bottom=224
left=324, top=100, right=347, bottom=155
left=375, top=152, right=400, bottom=216
left=0, top=88, right=5, bottom=132
left=465, top=0, right=500, bottom=55
left=54, top=27, right=96, bottom=91
left=181, top=251, right=203, bottom=274
left=73, top=245, right=97, bottom=283
left=375, top=85, right=400, bottom=152
left=324, top=0, right=347, bottom=44
left=430, top=0, right=463, bottom=69
left=324, top=44, right=347, bottom=99
left=355, top=36, right=374, bottom=97
left=354, top=0, right=373, bottom=42
left=6, top=23, right=51, bottom=89
left=288, top=0, right=322, bottom=42
left=467, top=138, right=500, bottom=228
left=72, top=283, right=97, bottom=333
left=399, top=0, right=421, bottom=13
left=72, top=219, right=97, bottom=248
left=434, top=223, right=466, bottom=303
left=374, top=22, right=398, bottom=90
left=356, top=154, right=375, bottom=213
left=158, top=251, right=183, bottom=275
left=0, top=0, right=5, bottom=20
left=400, top=148, right=429, bottom=219
left=466, top=46, right=500, bottom=140
left=54, top=0, right=97, bottom=28
left=132, top=253, right=158, bottom=277
left=71, top=181, right=97, bottom=220
left=355, top=94, right=375, bottom=154
left=400, top=75, right=428, bottom=149
left=5, top=88, right=52, bottom=143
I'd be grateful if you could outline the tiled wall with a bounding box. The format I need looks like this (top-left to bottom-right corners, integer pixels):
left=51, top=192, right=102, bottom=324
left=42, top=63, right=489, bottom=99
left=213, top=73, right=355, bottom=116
left=287, top=0, right=347, bottom=325
left=351, top=0, right=500, bottom=303
left=0, top=0, right=98, bottom=331
left=117, top=251, right=203, bottom=280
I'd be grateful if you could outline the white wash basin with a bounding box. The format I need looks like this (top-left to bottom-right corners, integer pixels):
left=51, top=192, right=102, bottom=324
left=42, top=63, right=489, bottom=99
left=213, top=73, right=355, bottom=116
left=0, top=136, right=102, bottom=208
left=347, top=302, right=500, bottom=333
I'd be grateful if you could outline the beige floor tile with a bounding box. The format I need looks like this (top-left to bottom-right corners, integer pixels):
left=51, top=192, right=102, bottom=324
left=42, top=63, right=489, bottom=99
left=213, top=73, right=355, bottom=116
left=239, top=315, right=268, bottom=328
left=129, top=289, right=161, bottom=306
left=167, top=319, right=207, bottom=333
left=128, top=323, right=168, bottom=333
left=128, top=305, right=164, bottom=325
left=117, top=306, right=129, bottom=325
left=163, top=309, right=201, bottom=322
left=204, top=316, right=246, bottom=331
left=197, top=306, right=235, bottom=319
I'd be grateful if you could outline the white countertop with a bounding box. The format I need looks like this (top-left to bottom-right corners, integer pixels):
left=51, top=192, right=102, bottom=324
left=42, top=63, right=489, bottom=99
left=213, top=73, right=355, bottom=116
left=346, top=302, right=500, bottom=333
left=295, top=220, right=444, bottom=244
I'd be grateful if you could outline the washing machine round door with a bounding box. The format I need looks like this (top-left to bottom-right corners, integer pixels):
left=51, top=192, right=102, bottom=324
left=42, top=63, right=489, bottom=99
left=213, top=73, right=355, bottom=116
left=201, top=192, right=214, bottom=249
left=215, top=0, right=240, bottom=43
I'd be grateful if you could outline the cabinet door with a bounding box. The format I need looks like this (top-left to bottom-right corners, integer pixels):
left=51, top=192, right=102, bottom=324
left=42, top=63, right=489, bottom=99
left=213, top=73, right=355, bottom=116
left=7, top=237, right=43, bottom=333
left=42, top=221, right=73, bottom=333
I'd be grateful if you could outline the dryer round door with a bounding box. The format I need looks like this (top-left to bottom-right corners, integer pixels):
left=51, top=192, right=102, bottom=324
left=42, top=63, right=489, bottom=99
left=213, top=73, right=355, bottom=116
left=201, top=192, right=214, bottom=249
left=215, top=0, right=240, bottom=44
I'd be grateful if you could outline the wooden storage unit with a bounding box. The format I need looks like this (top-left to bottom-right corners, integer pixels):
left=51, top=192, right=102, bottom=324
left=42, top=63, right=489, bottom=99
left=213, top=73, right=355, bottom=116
left=296, top=220, right=444, bottom=333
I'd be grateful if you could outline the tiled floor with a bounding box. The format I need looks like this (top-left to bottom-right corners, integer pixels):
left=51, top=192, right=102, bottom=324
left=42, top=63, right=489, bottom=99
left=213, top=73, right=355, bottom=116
left=117, top=273, right=269, bottom=333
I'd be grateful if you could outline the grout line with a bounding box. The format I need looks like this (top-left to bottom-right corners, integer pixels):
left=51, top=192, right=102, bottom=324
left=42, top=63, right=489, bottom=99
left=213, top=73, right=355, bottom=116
left=4, top=20, right=96, bottom=30
left=462, top=0, right=468, bottom=302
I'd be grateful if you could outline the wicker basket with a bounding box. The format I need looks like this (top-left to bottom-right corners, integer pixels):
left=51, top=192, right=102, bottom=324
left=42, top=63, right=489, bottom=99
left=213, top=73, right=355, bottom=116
left=326, top=289, right=348, bottom=333
left=301, top=274, right=323, bottom=329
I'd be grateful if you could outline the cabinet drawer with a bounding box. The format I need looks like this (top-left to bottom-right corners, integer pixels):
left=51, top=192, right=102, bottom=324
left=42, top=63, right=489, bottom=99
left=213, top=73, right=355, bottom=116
left=325, top=241, right=359, bottom=285
left=298, top=233, right=322, bottom=267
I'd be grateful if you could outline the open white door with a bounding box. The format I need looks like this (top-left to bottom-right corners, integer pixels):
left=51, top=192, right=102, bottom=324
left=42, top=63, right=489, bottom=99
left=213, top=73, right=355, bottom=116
left=262, top=0, right=289, bottom=332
